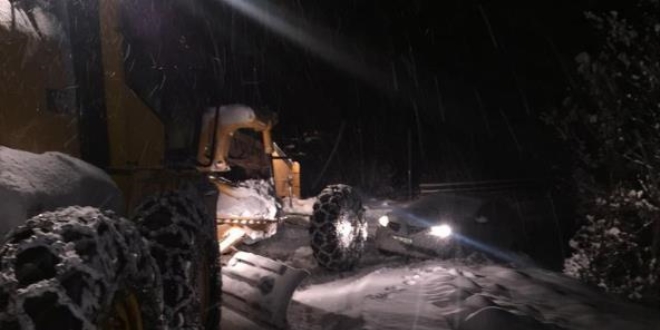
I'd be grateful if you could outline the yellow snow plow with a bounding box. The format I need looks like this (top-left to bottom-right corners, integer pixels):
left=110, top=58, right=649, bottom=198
left=195, top=104, right=367, bottom=327
left=0, top=0, right=366, bottom=329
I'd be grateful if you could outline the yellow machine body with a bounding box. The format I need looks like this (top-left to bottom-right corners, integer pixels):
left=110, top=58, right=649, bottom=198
left=0, top=0, right=301, bottom=213
left=0, top=2, right=80, bottom=156
left=1, top=1, right=310, bottom=328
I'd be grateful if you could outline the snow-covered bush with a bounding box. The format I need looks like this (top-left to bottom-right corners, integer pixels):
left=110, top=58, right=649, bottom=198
left=543, top=0, right=660, bottom=305
left=564, top=188, right=659, bottom=302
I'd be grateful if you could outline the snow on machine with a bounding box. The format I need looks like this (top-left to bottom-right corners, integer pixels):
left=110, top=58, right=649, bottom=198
left=0, top=0, right=367, bottom=329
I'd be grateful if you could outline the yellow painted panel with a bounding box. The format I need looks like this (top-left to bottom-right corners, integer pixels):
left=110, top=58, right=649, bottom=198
left=0, top=28, right=79, bottom=156
left=100, top=0, right=166, bottom=207
left=100, top=0, right=164, bottom=169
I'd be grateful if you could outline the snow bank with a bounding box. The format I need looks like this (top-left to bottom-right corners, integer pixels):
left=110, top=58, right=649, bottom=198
left=0, top=146, right=123, bottom=238
left=228, top=200, right=660, bottom=330
left=291, top=260, right=660, bottom=330
left=223, top=197, right=660, bottom=330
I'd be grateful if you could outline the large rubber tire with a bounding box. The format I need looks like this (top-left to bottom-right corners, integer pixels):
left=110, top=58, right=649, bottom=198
left=132, top=191, right=220, bottom=330
left=0, top=207, right=165, bottom=330
left=310, top=184, right=367, bottom=271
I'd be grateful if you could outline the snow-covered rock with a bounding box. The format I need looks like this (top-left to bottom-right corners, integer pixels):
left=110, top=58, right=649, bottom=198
left=0, top=146, right=123, bottom=238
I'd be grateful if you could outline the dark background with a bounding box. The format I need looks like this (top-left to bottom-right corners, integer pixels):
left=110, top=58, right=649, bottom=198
left=122, top=0, right=627, bottom=196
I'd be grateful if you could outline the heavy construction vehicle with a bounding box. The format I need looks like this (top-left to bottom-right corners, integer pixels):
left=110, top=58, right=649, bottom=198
left=0, top=0, right=367, bottom=329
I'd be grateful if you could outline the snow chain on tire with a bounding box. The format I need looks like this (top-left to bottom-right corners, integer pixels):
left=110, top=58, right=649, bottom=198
left=0, top=207, right=166, bottom=330
left=310, top=184, right=367, bottom=271
left=132, top=190, right=221, bottom=330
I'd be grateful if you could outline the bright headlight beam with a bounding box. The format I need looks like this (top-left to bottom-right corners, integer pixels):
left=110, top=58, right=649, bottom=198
left=220, top=0, right=386, bottom=88
left=378, top=215, right=389, bottom=227
left=430, top=224, right=452, bottom=238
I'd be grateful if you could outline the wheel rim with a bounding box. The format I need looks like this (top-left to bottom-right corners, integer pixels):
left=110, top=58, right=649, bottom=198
left=101, top=291, right=143, bottom=330
left=336, top=209, right=364, bottom=250
left=337, top=212, right=354, bottom=249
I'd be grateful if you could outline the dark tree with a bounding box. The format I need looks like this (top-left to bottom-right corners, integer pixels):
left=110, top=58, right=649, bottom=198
left=544, top=1, right=660, bottom=305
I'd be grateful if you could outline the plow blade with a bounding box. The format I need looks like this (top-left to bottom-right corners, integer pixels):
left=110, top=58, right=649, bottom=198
left=222, top=251, right=309, bottom=329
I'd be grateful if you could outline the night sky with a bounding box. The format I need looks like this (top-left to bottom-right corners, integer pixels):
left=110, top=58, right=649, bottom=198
left=123, top=0, right=627, bottom=191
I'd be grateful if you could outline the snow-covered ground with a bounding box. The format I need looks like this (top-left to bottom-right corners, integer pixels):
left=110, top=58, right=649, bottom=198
left=224, top=200, right=660, bottom=330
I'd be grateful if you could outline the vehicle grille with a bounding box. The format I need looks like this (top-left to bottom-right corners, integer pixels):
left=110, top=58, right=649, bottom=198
left=407, top=225, right=428, bottom=234
left=387, top=222, right=402, bottom=232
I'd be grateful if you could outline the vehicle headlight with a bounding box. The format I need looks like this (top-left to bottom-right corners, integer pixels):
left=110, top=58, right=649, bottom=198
left=378, top=215, right=389, bottom=227
left=429, top=224, right=452, bottom=238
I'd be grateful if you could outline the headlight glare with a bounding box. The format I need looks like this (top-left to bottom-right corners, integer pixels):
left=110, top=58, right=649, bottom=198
left=378, top=215, right=389, bottom=227
left=430, top=224, right=452, bottom=238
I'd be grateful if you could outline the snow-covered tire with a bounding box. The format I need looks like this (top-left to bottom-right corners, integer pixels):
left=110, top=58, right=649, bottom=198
left=310, top=185, right=367, bottom=271
left=0, top=206, right=165, bottom=330
left=132, top=191, right=220, bottom=330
